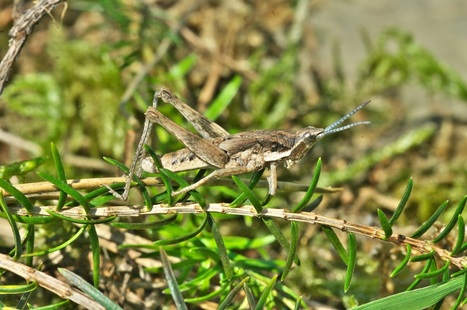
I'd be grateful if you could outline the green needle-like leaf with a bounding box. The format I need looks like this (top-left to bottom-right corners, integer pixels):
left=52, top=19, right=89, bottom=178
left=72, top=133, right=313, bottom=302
left=207, top=214, right=232, bottom=280
left=218, top=277, right=250, bottom=310
left=154, top=215, right=208, bottom=245
left=88, top=225, right=101, bottom=288
left=451, top=215, right=465, bottom=255
left=292, top=158, right=322, bottom=212
left=388, top=177, right=412, bottom=226
left=377, top=208, right=392, bottom=239
left=0, top=179, right=34, bottom=213
left=344, top=233, right=357, bottom=292
left=160, top=247, right=188, bottom=310
left=50, top=142, right=68, bottom=211
left=281, top=221, right=299, bottom=281
left=255, top=275, right=277, bottom=310
left=0, top=192, right=22, bottom=259
left=112, top=214, right=177, bottom=230
left=390, top=244, right=412, bottom=278
left=433, top=195, right=466, bottom=243
left=322, top=226, right=348, bottom=263
left=411, top=200, right=449, bottom=238
left=232, top=175, right=262, bottom=212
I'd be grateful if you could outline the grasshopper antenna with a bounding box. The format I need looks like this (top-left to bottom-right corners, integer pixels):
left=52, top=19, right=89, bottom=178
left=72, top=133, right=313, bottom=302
left=317, top=100, right=370, bottom=140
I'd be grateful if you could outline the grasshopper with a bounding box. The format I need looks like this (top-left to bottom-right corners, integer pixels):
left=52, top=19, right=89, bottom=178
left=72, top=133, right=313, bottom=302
left=116, top=87, right=370, bottom=200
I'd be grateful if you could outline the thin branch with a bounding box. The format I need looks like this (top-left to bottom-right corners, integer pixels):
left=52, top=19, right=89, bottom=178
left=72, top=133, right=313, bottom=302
left=0, top=0, right=65, bottom=95
left=0, top=253, right=105, bottom=309
left=8, top=202, right=467, bottom=270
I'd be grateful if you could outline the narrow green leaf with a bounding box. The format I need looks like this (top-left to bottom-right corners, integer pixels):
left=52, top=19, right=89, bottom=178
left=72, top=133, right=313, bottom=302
left=0, top=213, right=55, bottom=225
left=301, top=195, right=323, bottom=212
left=415, top=261, right=450, bottom=280
left=406, top=258, right=434, bottom=291
left=159, top=168, right=206, bottom=208
left=88, top=225, right=100, bottom=288
left=184, top=283, right=230, bottom=302
left=23, top=225, right=87, bottom=257
left=389, top=177, right=412, bottom=226
left=103, top=157, right=130, bottom=173
left=451, top=272, right=467, bottom=309
left=433, top=195, right=466, bottom=243
left=377, top=208, right=392, bottom=239
left=37, top=172, right=91, bottom=212
left=0, top=192, right=22, bottom=259
left=207, top=214, right=232, bottom=280
left=0, top=281, right=37, bottom=294
left=292, top=158, right=322, bottom=212
left=344, top=233, right=357, bottom=292
left=322, top=226, right=347, bottom=263
left=411, top=200, right=449, bottom=238
left=244, top=283, right=256, bottom=309
left=231, top=175, right=262, bottom=212
left=218, top=277, right=250, bottom=310
left=160, top=247, right=188, bottom=310
left=205, top=75, right=242, bottom=120
left=58, top=268, right=122, bottom=310
left=281, top=222, right=299, bottom=281
left=0, top=179, right=34, bottom=213
left=410, top=251, right=436, bottom=262
left=46, top=210, right=116, bottom=224
left=294, top=296, right=303, bottom=310
left=390, top=244, right=412, bottom=277
left=112, top=214, right=177, bottom=230
left=50, top=142, right=68, bottom=211
left=262, top=217, right=300, bottom=266
left=255, top=275, right=277, bottom=310
left=145, top=144, right=174, bottom=205
left=154, top=215, right=208, bottom=245
left=353, top=274, right=465, bottom=310
left=0, top=157, right=46, bottom=179
left=451, top=215, right=465, bottom=255
left=230, top=170, right=264, bottom=208
left=24, top=225, right=35, bottom=266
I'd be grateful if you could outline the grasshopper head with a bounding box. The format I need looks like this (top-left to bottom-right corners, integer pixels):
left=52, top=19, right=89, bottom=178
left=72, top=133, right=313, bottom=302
left=286, top=100, right=371, bottom=167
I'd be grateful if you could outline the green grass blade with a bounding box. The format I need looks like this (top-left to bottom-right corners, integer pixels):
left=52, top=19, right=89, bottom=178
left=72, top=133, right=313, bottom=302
left=160, top=247, right=188, bottom=310
left=58, top=268, right=122, bottom=310
left=159, top=168, right=206, bottom=207
left=154, top=215, right=208, bottom=245
left=0, top=192, right=22, bottom=259
left=353, top=274, right=465, bottom=310
left=292, top=158, right=322, bottom=212
left=207, top=214, right=232, bottom=280
left=433, top=195, right=466, bottom=243
left=411, top=200, right=449, bottom=238
left=388, top=177, right=412, bottom=226
left=344, top=232, right=357, bottom=292
left=377, top=208, right=392, bottom=239
left=0, top=179, right=34, bottom=213
left=281, top=221, right=299, bottom=281
left=50, top=142, right=68, bottom=211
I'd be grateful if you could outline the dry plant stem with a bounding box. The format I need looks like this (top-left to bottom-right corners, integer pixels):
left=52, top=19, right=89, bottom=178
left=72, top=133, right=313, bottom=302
left=0, top=253, right=105, bottom=310
left=9, top=203, right=467, bottom=270
left=0, top=0, right=65, bottom=95
left=0, top=177, right=338, bottom=198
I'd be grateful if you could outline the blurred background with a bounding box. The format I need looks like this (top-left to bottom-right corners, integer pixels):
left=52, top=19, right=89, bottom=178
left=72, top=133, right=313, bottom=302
left=0, top=0, right=466, bottom=308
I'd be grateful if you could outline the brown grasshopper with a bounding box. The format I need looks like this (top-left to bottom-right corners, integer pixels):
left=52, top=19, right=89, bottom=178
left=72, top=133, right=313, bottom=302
left=116, top=87, right=370, bottom=200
